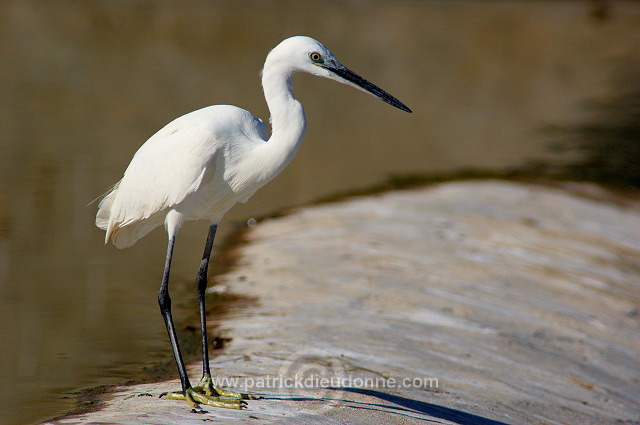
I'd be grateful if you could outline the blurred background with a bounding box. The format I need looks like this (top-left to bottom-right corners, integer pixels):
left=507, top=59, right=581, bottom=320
left=1, top=1, right=639, bottom=423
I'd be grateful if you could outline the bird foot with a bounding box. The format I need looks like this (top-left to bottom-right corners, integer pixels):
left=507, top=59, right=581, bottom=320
left=163, top=374, right=254, bottom=409
left=194, top=373, right=255, bottom=400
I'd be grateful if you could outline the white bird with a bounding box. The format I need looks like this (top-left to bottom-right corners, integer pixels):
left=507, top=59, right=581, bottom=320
left=95, top=35, right=411, bottom=409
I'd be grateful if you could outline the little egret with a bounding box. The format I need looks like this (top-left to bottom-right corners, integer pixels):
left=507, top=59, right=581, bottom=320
left=96, top=35, right=411, bottom=409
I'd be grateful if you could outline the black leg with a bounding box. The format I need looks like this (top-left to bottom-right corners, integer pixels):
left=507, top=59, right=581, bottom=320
left=158, top=235, right=192, bottom=394
left=196, top=224, right=217, bottom=379
left=161, top=226, right=250, bottom=408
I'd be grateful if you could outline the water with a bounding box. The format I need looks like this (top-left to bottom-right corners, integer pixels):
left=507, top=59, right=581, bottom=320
left=1, top=1, right=639, bottom=423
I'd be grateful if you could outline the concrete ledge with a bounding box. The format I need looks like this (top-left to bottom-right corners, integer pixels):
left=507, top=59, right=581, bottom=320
left=48, top=181, right=640, bottom=425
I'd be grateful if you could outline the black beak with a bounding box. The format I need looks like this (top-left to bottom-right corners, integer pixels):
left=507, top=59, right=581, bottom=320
left=321, top=64, right=412, bottom=113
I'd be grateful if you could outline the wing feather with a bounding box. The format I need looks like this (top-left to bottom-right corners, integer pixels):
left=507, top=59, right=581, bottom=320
left=99, top=125, right=219, bottom=246
left=95, top=105, right=267, bottom=248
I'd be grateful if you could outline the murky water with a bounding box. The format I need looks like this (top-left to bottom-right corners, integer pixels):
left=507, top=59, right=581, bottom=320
left=1, top=1, right=639, bottom=424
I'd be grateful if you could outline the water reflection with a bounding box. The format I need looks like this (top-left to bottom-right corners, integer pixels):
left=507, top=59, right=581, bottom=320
left=536, top=64, right=640, bottom=187
left=1, top=1, right=639, bottom=424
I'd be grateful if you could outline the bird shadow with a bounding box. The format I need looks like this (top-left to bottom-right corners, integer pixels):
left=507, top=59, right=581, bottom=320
left=258, top=387, right=512, bottom=425
left=333, top=388, right=512, bottom=425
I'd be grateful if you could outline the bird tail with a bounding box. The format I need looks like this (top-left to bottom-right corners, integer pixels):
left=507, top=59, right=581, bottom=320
left=95, top=185, right=117, bottom=231
left=95, top=183, right=163, bottom=249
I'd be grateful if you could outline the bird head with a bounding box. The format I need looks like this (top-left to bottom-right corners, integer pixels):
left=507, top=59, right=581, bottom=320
left=264, top=36, right=412, bottom=113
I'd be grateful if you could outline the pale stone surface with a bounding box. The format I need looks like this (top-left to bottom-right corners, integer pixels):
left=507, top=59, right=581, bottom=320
left=48, top=181, right=640, bottom=425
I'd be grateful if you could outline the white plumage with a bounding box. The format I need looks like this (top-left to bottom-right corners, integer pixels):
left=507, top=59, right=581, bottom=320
left=96, top=106, right=271, bottom=248
left=96, top=37, right=410, bottom=248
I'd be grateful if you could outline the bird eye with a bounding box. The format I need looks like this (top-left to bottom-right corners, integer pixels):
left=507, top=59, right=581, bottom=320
left=309, top=52, right=323, bottom=63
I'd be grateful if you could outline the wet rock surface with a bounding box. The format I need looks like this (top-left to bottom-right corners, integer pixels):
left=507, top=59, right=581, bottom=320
left=48, top=181, right=640, bottom=425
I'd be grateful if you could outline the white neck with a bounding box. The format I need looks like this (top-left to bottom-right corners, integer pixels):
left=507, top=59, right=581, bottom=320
left=258, top=64, right=307, bottom=178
